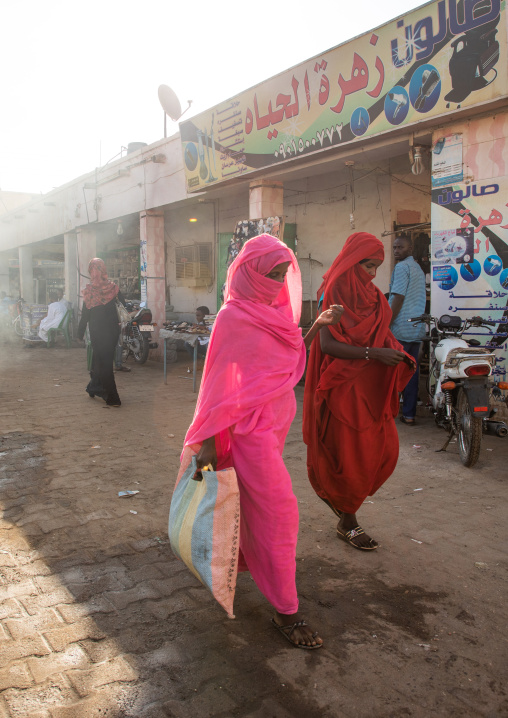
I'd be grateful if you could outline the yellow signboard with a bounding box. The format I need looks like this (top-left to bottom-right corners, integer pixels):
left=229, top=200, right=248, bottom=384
left=180, top=0, right=506, bottom=192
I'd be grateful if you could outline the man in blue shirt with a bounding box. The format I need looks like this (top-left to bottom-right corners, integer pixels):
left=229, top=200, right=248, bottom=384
left=389, top=235, right=427, bottom=425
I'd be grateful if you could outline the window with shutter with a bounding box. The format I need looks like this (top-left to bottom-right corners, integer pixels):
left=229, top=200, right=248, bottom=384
left=175, top=244, right=212, bottom=282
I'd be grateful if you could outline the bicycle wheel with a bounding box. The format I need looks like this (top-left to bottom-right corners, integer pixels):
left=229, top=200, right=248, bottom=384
left=13, top=315, right=24, bottom=336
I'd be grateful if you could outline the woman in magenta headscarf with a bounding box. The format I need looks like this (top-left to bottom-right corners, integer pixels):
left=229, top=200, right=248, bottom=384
left=183, top=234, right=342, bottom=649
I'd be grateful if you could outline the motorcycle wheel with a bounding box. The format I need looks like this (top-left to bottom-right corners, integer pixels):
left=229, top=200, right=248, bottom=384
left=132, top=333, right=150, bottom=364
left=457, top=387, right=482, bottom=467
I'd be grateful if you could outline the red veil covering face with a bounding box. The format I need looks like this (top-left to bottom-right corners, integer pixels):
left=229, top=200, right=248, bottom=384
left=82, top=258, right=119, bottom=310
left=302, top=232, right=414, bottom=514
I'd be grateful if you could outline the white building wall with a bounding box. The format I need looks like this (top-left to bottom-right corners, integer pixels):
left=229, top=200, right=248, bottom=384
left=388, top=156, right=432, bottom=228
left=164, top=192, right=250, bottom=316
left=284, top=162, right=394, bottom=296
left=0, top=136, right=187, bottom=253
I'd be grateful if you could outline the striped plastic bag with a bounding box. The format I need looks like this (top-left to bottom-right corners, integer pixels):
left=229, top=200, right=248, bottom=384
left=168, top=447, right=240, bottom=618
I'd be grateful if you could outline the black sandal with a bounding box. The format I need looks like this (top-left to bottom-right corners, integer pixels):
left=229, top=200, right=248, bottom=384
left=271, top=618, right=323, bottom=649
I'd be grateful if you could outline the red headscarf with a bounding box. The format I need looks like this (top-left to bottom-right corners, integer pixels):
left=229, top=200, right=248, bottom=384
left=303, top=232, right=413, bottom=435
left=318, top=231, right=389, bottom=350
left=82, top=258, right=119, bottom=309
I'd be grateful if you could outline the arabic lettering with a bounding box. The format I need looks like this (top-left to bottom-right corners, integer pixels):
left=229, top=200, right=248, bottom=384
left=247, top=75, right=300, bottom=138
left=492, top=366, right=507, bottom=376
left=304, top=71, right=311, bottom=111
left=314, top=61, right=330, bottom=106
left=452, top=186, right=471, bottom=202
left=245, top=108, right=253, bottom=135
left=218, top=119, right=242, bottom=133
left=475, top=208, right=503, bottom=234
left=449, top=306, right=507, bottom=312
left=366, top=56, right=385, bottom=98
left=448, top=0, right=500, bottom=35
left=437, top=184, right=499, bottom=205
left=413, top=1, right=447, bottom=60
left=501, top=203, right=508, bottom=229
left=448, top=291, right=493, bottom=298
left=218, top=111, right=241, bottom=125
left=473, top=183, right=499, bottom=196
left=391, top=0, right=500, bottom=68
left=319, top=74, right=330, bottom=106
left=458, top=208, right=472, bottom=228
left=216, top=102, right=240, bottom=115
left=330, top=53, right=369, bottom=114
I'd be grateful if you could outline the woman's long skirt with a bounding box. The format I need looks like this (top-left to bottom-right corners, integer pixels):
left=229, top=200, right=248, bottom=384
left=217, top=389, right=299, bottom=615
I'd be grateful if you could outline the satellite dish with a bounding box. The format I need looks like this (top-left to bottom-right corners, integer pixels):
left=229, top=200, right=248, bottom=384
left=158, top=85, right=193, bottom=138
left=158, top=85, right=182, bottom=121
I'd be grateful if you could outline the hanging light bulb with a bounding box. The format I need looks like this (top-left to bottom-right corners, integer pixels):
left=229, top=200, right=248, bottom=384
left=411, top=146, right=425, bottom=175
left=117, top=221, right=124, bottom=236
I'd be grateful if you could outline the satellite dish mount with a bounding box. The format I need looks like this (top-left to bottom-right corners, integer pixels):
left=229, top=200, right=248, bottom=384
left=158, top=85, right=192, bottom=137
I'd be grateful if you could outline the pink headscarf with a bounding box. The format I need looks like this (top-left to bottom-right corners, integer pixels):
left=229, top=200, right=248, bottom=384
left=224, top=234, right=302, bottom=325
left=184, top=234, right=306, bottom=449
left=83, top=258, right=119, bottom=309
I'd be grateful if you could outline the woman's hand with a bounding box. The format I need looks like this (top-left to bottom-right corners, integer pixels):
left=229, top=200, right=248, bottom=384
left=195, top=436, right=217, bottom=475
left=304, top=305, right=344, bottom=349
left=371, top=347, right=407, bottom=366
left=403, top=354, right=417, bottom=371
left=316, top=304, right=344, bottom=327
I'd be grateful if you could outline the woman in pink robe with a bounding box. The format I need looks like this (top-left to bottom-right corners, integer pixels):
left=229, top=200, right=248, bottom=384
left=183, top=234, right=342, bottom=649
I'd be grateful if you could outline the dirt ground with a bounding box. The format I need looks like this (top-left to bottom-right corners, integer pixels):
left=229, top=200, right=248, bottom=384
left=0, top=336, right=507, bottom=718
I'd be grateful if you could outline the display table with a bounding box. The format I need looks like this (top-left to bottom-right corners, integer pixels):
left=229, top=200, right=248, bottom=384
left=159, top=328, right=206, bottom=392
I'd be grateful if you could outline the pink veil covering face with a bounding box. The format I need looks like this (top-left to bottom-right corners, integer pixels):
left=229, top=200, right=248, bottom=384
left=224, top=234, right=302, bottom=325
left=184, top=234, right=306, bottom=450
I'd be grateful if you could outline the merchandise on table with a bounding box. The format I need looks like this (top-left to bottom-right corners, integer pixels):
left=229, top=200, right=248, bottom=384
left=21, top=304, right=48, bottom=341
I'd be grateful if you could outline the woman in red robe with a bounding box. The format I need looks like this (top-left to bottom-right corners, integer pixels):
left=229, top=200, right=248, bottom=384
left=303, top=232, right=415, bottom=550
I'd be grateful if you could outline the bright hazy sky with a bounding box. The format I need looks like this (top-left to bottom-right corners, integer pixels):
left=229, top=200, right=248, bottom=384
left=1, top=0, right=426, bottom=195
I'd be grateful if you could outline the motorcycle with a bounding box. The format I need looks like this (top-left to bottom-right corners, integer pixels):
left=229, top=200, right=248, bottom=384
left=409, top=313, right=507, bottom=467
left=121, top=301, right=158, bottom=364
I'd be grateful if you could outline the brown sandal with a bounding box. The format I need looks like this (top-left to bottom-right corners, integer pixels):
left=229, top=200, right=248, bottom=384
left=336, top=525, right=379, bottom=550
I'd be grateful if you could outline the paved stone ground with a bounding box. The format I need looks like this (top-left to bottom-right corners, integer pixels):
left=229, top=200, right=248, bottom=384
left=0, top=338, right=507, bottom=718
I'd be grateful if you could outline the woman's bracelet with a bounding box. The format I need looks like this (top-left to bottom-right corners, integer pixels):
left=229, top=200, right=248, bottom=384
left=365, top=346, right=369, bottom=360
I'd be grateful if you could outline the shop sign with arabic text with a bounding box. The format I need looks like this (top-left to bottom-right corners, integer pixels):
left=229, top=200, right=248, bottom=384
left=180, top=0, right=506, bottom=192
left=431, top=177, right=508, bottom=365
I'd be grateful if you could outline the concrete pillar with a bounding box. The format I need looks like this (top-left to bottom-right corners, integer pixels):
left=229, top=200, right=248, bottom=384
left=0, top=261, right=9, bottom=295
left=76, top=227, right=97, bottom=312
left=249, top=180, right=284, bottom=219
left=19, top=245, right=34, bottom=303
left=64, top=232, right=78, bottom=332
left=139, top=210, right=165, bottom=359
